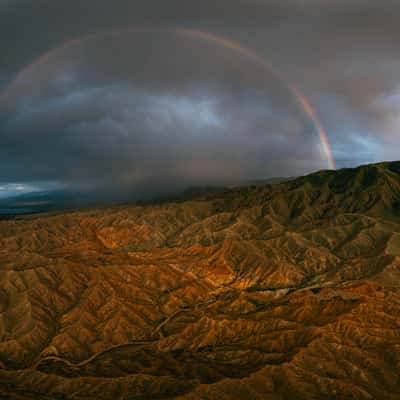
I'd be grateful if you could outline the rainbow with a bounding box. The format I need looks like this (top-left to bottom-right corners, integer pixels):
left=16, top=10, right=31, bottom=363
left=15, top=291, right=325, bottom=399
left=179, top=29, right=335, bottom=170
left=1, top=26, right=335, bottom=169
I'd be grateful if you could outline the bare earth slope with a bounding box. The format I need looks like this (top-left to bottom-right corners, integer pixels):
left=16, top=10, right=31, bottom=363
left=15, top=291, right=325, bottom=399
left=0, top=161, right=400, bottom=399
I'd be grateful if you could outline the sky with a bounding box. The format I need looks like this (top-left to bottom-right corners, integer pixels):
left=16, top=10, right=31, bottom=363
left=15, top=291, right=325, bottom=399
left=0, top=0, right=399, bottom=201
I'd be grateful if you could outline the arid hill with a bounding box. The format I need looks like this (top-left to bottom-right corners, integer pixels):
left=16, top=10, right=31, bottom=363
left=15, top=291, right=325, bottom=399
left=0, top=161, right=400, bottom=399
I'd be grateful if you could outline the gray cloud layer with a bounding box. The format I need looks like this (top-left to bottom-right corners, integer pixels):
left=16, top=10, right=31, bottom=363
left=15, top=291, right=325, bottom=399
left=1, top=0, right=400, bottom=200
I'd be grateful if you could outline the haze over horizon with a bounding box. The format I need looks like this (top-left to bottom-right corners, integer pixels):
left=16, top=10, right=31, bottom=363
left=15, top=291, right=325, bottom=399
left=1, top=0, right=400, bottom=202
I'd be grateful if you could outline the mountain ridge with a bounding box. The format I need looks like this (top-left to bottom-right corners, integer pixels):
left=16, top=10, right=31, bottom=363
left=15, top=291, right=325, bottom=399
left=0, top=161, right=399, bottom=399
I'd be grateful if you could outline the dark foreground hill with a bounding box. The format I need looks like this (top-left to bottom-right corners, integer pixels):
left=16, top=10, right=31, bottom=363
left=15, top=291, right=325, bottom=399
left=0, top=161, right=399, bottom=399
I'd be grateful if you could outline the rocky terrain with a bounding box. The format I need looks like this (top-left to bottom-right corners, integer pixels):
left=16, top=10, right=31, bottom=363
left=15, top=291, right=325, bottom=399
left=0, top=161, right=399, bottom=399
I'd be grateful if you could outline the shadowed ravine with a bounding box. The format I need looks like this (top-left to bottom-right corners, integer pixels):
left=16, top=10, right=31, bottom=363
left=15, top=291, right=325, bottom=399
left=0, top=161, right=400, bottom=399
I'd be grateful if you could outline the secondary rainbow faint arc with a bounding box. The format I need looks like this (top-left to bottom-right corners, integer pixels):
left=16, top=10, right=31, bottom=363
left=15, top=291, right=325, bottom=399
left=1, top=26, right=335, bottom=170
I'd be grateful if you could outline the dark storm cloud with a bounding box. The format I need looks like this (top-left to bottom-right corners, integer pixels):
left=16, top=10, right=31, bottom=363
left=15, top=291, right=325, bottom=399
left=1, top=0, right=400, bottom=200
